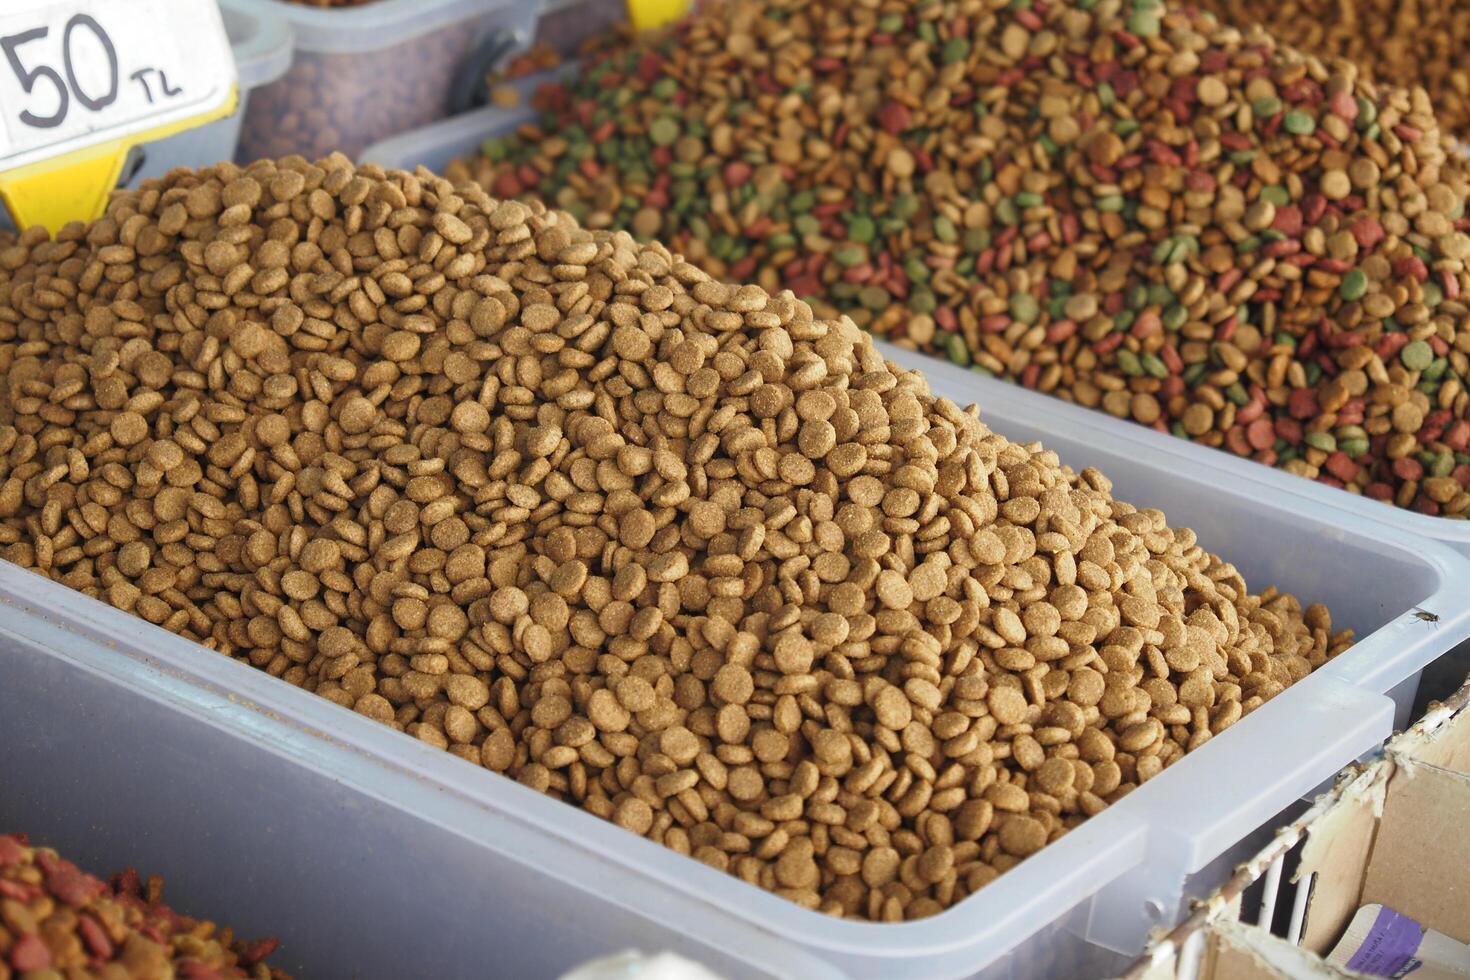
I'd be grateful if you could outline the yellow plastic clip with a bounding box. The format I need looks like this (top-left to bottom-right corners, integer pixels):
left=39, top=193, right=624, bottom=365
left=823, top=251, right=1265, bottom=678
left=0, top=84, right=239, bottom=234
left=626, top=0, right=690, bottom=31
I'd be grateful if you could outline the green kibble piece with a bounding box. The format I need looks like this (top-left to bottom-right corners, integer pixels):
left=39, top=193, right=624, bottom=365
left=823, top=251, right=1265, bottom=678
left=833, top=244, right=868, bottom=267
left=649, top=117, right=681, bottom=146
left=909, top=288, right=937, bottom=314
left=1161, top=305, right=1187, bottom=331
left=1098, top=82, right=1115, bottom=108
left=1015, top=191, right=1043, bottom=208
left=1127, top=9, right=1160, bottom=35
left=1278, top=447, right=1300, bottom=462
left=848, top=215, right=877, bottom=244
left=767, top=233, right=796, bottom=251
left=1183, top=362, right=1208, bottom=386
left=1260, top=185, right=1290, bottom=206
left=1340, top=269, right=1368, bottom=301
left=1140, top=353, right=1169, bottom=379
left=963, top=227, right=991, bottom=252
left=1225, top=382, right=1249, bottom=406
left=933, top=216, right=958, bottom=243
left=1305, top=431, right=1337, bottom=453
left=1096, top=195, right=1125, bottom=213
left=651, top=78, right=679, bottom=100
left=1283, top=110, right=1315, bottom=135
left=944, top=332, right=971, bottom=366
left=1009, top=293, right=1040, bottom=325
left=1170, top=422, right=1188, bottom=439
left=1400, top=339, right=1435, bottom=371
left=1339, top=438, right=1370, bottom=458
left=1117, top=349, right=1143, bottom=376
left=1430, top=452, right=1456, bottom=478
left=878, top=12, right=904, bottom=32
left=905, top=255, right=930, bottom=282
left=1251, top=96, right=1283, bottom=118
left=1423, top=281, right=1444, bottom=307
left=995, top=198, right=1019, bottom=225
left=859, top=285, right=891, bottom=311
left=1424, top=357, right=1448, bottom=382
left=794, top=214, right=821, bottom=237
left=943, top=38, right=971, bottom=63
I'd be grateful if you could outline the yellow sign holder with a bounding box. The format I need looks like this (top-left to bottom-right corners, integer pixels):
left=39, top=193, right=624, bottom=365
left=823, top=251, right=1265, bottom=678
left=626, top=0, right=690, bottom=31
left=0, top=85, right=238, bottom=233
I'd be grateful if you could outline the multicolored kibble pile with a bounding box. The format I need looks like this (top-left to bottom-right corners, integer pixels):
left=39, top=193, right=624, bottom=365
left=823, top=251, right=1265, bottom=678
left=0, top=155, right=1349, bottom=920
left=1191, top=0, right=1470, bottom=143
left=452, top=0, right=1470, bottom=518
left=0, top=834, right=286, bottom=978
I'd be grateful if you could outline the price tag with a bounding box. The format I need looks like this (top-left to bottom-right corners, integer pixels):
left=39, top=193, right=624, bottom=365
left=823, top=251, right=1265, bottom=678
left=625, top=0, right=690, bottom=31
left=0, top=0, right=238, bottom=232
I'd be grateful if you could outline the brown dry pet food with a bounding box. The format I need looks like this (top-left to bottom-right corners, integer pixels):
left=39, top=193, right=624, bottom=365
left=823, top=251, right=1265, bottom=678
left=1191, top=0, right=1470, bottom=144
left=0, top=156, right=1351, bottom=921
left=0, top=833, right=287, bottom=978
left=459, top=0, right=1470, bottom=518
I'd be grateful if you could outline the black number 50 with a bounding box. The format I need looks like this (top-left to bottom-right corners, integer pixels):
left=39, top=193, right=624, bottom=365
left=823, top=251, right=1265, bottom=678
left=1, top=15, right=119, bottom=130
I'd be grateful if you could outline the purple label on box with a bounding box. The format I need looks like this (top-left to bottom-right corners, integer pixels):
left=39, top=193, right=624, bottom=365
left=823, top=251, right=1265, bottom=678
left=1346, top=906, right=1426, bottom=977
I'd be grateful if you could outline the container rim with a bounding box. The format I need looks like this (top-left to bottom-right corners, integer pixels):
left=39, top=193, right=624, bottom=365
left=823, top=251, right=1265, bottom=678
left=218, top=0, right=294, bottom=90
left=234, top=0, right=528, bottom=53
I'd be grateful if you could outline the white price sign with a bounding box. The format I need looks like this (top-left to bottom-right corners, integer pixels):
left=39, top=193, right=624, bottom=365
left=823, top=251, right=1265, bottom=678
left=0, top=0, right=236, bottom=170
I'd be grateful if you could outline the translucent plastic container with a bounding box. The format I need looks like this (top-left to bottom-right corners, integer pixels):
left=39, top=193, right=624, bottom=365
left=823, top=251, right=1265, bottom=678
left=233, top=0, right=542, bottom=163
left=3, top=336, right=1468, bottom=979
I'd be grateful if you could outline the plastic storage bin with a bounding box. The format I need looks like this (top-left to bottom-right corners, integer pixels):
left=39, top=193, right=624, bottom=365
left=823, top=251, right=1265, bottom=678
left=231, top=0, right=542, bottom=163
left=4, top=338, right=1469, bottom=980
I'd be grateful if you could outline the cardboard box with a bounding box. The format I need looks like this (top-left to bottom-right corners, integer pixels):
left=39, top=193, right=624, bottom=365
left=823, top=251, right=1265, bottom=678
left=1126, top=681, right=1470, bottom=979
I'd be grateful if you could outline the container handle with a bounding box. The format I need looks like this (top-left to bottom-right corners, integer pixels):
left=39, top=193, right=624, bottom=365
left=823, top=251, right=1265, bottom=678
left=1082, top=675, right=1394, bottom=953
left=450, top=29, right=526, bottom=115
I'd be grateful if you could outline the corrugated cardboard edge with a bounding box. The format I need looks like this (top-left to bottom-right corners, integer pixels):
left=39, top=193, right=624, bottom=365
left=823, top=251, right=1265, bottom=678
left=1207, top=919, right=1352, bottom=979
left=1120, top=677, right=1470, bottom=979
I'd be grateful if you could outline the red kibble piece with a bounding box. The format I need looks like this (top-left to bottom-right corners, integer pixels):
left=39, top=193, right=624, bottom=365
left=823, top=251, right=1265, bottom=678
left=1246, top=418, right=1276, bottom=450
left=1325, top=451, right=1359, bottom=482
left=240, top=937, right=281, bottom=967
left=1225, top=426, right=1252, bottom=456
left=47, top=864, right=103, bottom=907
left=10, top=934, right=51, bottom=972
left=1349, top=216, right=1385, bottom=250
left=875, top=100, right=912, bottom=134
left=1392, top=457, right=1425, bottom=482
left=78, top=913, right=115, bottom=960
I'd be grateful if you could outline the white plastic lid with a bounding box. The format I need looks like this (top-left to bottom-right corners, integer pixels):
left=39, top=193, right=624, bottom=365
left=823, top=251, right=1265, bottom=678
left=234, top=0, right=531, bottom=54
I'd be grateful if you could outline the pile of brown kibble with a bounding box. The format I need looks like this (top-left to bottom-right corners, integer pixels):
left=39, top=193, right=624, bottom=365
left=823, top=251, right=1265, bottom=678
left=0, top=156, right=1351, bottom=921
left=0, top=833, right=286, bottom=977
